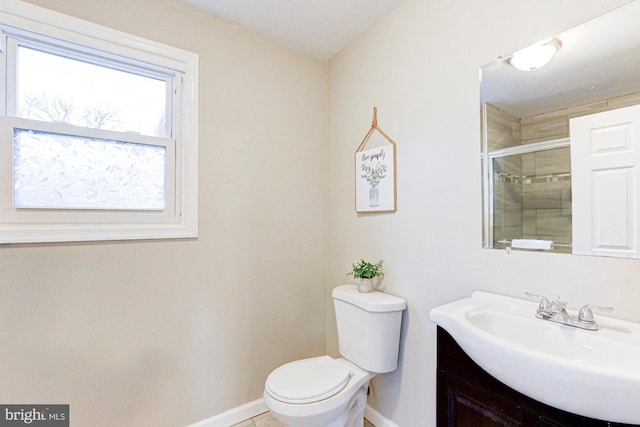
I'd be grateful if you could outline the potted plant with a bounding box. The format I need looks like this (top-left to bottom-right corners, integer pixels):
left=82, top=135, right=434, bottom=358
left=347, top=259, right=384, bottom=293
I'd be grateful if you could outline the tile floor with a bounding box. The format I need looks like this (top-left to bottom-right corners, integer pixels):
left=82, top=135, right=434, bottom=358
left=231, top=411, right=375, bottom=427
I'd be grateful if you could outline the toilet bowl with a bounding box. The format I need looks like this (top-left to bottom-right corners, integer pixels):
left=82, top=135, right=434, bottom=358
left=263, top=285, right=406, bottom=427
left=264, top=356, right=374, bottom=427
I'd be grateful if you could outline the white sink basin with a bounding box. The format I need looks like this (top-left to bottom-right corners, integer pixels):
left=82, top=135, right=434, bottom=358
left=430, top=291, right=640, bottom=424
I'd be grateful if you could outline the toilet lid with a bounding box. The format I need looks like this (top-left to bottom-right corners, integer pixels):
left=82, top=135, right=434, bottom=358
left=266, top=356, right=353, bottom=404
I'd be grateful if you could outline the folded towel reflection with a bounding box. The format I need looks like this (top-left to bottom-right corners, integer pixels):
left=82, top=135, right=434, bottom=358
left=511, top=239, right=554, bottom=250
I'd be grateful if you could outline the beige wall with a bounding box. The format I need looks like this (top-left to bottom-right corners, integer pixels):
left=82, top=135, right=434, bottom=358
left=2, top=1, right=328, bottom=426
left=327, top=0, right=636, bottom=425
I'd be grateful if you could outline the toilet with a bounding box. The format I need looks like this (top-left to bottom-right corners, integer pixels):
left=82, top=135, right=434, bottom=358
left=263, top=284, right=406, bottom=427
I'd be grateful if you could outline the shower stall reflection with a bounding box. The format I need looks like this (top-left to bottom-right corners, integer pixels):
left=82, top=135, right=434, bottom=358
left=489, top=145, right=572, bottom=253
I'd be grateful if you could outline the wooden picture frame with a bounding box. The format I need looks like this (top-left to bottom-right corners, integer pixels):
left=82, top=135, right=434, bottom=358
left=355, top=108, right=397, bottom=213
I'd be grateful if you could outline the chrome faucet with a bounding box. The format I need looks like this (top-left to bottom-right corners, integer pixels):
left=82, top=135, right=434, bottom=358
left=525, top=292, right=613, bottom=331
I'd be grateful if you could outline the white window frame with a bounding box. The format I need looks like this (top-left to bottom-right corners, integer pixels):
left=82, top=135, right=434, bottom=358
left=0, top=2, right=198, bottom=244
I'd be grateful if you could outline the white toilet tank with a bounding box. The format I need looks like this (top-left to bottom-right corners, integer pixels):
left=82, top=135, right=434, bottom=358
left=332, top=284, right=406, bottom=373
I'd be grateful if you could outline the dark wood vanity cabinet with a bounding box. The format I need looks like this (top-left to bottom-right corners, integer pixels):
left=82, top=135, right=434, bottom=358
left=436, top=327, right=638, bottom=427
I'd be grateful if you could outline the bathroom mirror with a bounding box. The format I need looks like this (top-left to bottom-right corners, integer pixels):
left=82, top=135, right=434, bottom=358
left=480, top=0, right=640, bottom=256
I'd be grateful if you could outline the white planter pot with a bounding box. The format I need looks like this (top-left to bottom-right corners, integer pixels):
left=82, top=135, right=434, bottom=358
left=357, top=277, right=383, bottom=293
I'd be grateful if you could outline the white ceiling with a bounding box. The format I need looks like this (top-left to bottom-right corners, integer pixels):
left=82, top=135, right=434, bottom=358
left=169, top=0, right=407, bottom=60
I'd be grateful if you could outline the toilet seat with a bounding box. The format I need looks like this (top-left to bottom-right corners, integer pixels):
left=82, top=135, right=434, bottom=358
left=265, top=356, right=353, bottom=404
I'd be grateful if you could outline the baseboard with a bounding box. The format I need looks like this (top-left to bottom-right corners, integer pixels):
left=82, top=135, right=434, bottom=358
left=364, top=404, right=400, bottom=427
left=186, top=399, right=397, bottom=427
left=186, top=398, right=267, bottom=427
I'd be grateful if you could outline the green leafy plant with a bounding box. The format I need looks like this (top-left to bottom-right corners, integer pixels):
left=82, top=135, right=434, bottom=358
left=347, top=259, right=384, bottom=279
left=361, top=162, right=387, bottom=187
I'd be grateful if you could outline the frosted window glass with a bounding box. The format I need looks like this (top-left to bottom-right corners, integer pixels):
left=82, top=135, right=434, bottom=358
left=17, top=46, right=167, bottom=137
left=13, top=129, right=166, bottom=210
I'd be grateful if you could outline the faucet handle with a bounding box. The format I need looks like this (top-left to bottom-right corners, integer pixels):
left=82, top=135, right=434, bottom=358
left=578, top=305, right=614, bottom=323
left=525, top=292, right=551, bottom=311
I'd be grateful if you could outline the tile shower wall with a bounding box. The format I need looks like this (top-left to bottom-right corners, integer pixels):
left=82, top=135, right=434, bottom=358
left=484, top=103, right=521, bottom=151
left=491, top=147, right=571, bottom=251
left=521, top=91, right=640, bottom=144
left=521, top=148, right=572, bottom=252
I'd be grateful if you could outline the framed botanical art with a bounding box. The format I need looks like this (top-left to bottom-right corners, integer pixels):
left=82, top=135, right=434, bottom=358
left=355, top=108, right=397, bottom=213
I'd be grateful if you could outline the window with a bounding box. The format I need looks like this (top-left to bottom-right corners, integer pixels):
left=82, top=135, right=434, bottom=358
left=0, top=2, right=198, bottom=243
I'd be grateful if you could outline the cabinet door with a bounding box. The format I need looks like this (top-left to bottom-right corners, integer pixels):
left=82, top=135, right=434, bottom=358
left=438, top=371, right=523, bottom=427
left=538, top=416, right=565, bottom=427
